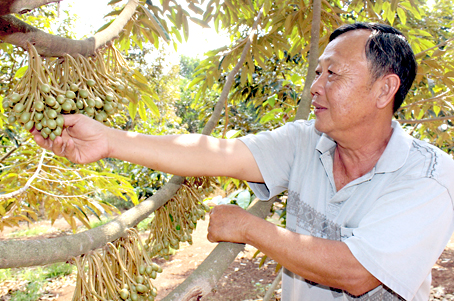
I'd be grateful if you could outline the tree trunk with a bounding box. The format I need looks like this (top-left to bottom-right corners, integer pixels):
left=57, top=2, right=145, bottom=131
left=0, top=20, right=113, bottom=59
left=294, top=0, right=322, bottom=120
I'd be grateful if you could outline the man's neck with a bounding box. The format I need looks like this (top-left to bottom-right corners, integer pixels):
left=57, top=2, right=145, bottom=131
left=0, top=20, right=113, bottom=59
left=332, top=124, right=393, bottom=191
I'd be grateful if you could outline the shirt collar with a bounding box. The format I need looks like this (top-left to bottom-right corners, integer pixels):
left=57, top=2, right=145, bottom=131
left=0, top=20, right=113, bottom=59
left=315, top=120, right=412, bottom=174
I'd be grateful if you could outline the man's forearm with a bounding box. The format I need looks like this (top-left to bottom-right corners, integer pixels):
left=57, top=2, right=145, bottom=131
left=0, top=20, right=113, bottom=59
left=107, top=129, right=264, bottom=182
left=243, top=214, right=381, bottom=296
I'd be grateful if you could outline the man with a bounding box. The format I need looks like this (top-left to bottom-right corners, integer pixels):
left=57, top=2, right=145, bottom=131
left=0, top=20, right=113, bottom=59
left=33, top=23, right=454, bottom=300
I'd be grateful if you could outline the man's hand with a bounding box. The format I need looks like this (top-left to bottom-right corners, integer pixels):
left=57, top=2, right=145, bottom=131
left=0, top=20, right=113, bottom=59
left=207, top=204, right=254, bottom=244
left=32, top=114, right=111, bottom=164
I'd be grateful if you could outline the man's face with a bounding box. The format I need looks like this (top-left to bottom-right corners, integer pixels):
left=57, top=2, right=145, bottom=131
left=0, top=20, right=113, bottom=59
left=311, top=30, right=380, bottom=140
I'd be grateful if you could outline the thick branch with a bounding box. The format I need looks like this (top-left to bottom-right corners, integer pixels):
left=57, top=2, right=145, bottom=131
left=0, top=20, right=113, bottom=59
left=0, top=176, right=184, bottom=269
left=0, top=0, right=139, bottom=57
left=294, top=0, right=322, bottom=120
left=202, top=7, right=263, bottom=136
left=162, top=197, right=275, bottom=301
left=0, top=0, right=60, bottom=15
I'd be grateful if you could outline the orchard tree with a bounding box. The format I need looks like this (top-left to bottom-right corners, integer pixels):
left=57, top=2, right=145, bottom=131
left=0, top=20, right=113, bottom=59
left=0, top=0, right=453, bottom=300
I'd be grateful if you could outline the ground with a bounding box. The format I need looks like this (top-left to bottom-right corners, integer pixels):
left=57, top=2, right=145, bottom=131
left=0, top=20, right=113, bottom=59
left=1, top=215, right=454, bottom=300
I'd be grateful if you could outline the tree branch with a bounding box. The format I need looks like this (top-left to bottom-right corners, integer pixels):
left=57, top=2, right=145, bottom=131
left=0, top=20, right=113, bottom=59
left=294, top=0, right=322, bottom=120
left=397, top=115, right=453, bottom=124
left=0, top=176, right=184, bottom=269
left=0, top=0, right=139, bottom=57
left=0, top=149, right=46, bottom=200
left=202, top=6, right=263, bottom=136
left=0, top=0, right=60, bottom=15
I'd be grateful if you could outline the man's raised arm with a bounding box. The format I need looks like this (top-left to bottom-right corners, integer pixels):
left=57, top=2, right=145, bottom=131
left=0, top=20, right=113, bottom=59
left=32, top=114, right=264, bottom=183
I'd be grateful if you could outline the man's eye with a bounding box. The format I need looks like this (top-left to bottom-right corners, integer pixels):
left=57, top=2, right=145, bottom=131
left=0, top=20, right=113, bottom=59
left=315, top=70, right=321, bottom=76
left=328, top=70, right=335, bottom=75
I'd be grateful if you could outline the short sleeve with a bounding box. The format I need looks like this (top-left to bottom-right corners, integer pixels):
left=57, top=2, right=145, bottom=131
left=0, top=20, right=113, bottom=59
left=344, top=177, right=454, bottom=300
left=238, top=121, right=315, bottom=200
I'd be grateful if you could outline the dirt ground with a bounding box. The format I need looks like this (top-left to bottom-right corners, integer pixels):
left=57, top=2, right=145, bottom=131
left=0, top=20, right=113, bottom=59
left=1, top=215, right=454, bottom=300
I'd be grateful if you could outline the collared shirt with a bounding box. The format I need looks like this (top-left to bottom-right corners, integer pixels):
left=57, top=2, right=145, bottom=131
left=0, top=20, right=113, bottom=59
left=239, top=120, right=454, bottom=300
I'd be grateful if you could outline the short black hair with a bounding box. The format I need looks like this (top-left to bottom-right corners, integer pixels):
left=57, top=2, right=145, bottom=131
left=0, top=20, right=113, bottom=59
left=330, top=23, right=417, bottom=112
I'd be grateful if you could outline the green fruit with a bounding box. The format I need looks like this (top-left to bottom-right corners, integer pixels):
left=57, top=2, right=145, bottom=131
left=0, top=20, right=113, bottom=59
left=86, top=98, right=95, bottom=107
left=57, top=95, right=66, bottom=104
left=47, top=119, right=57, bottom=130
left=20, top=112, right=31, bottom=124
left=41, top=131, right=48, bottom=139
left=76, top=99, right=84, bottom=110
left=65, top=91, right=76, bottom=99
left=40, top=84, right=51, bottom=93
left=120, top=289, right=129, bottom=300
left=13, top=103, right=25, bottom=113
left=94, top=97, right=103, bottom=109
left=139, top=265, right=146, bottom=275
left=7, top=115, right=16, bottom=123
left=56, top=115, right=64, bottom=127
left=121, top=97, right=129, bottom=105
left=86, top=79, right=96, bottom=87
left=103, top=103, right=114, bottom=113
left=35, top=122, right=43, bottom=131
left=116, top=84, right=125, bottom=91
left=62, top=101, right=73, bottom=112
left=85, top=107, right=95, bottom=115
left=10, top=93, right=21, bottom=102
left=2, top=100, right=9, bottom=109
left=79, top=89, right=89, bottom=98
left=41, top=118, right=47, bottom=127
left=49, top=132, right=56, bottom=141
left=42, top=126, right=51, bottom=135
left=95, top=112, right=107, bottom=122
left=34, top=101, right=45, bottom=111
left=47, top=109, right=57, bottom=119
left=45, top=96, right=56, bottom=107
left=24, top=120, right=34, bottom=131
left=106, top=93, right=115, bottom=101
left=136, top=275, right=144, bottom=284
left=53, top=126, right=62, bottom=136
left=136, top=284, right=147, bottom=293
left=70, top=83, right=79, bottom=92
left=150, top=270, right=157, bottom=279
left=131, top=292, right=138, bottom=301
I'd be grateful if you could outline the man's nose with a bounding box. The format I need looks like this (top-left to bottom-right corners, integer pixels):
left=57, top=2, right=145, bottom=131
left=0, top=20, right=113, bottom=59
left=310, top=74, right=325, bottom=97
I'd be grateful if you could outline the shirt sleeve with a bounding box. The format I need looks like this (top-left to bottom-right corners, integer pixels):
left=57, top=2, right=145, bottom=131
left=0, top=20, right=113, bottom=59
left=238, top=121, right=312, bottom=200
left=343, top=177, right=454, bottom=300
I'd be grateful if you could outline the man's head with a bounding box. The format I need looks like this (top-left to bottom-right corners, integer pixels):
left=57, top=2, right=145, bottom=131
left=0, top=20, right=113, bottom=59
left=329, top=23, right=417, bottom=113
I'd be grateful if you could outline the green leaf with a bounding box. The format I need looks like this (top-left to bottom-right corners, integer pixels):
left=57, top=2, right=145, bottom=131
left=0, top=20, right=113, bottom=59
left=237, top=190, right=251, bottom=209
left=128, top=101, right=137, bottom=121
left=268, top=95, right=277, bottom=107
left=138, top=101, right=147, bottom=121
left=225, top=129, right=242, bottom=139
left=14, top=66, right=28, bottom=79
left=133, top=69, right=149, bottom=85
left=142, top=94, right=160, bottom=117
left=396, top=7, right=406, bottom=25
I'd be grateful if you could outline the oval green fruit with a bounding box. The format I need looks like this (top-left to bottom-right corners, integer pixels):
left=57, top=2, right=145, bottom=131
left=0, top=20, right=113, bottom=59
left=85, top=107, right=95, bottom=115
left=62, top=101, right=73, bottom=112
left=49, top=132, right=56, bottom=141
left=20, top=112, right=31, bottom=123
left=24, top=120, right=34, bottom=131
left=7, top=115, right=16, bottom=123
left=136, top=284, right=147, bottom=293
left=119, top=289, right=129, bottom=300
left=86, top=79, right=96, bottom=87
left=42, top=127, right=51, bottom=135
left=86, top=98, right=95, bottom=107
left=10, top=93, right=21, bottom=102
left=47, top=119, right=57, bottom=130
left=65, top=91, right=76, bottom=99
left=56, top=115, right=64, bottom=127
left=57, top=95, right=66, bottom=104
left=41, top=131, right=48, bottom=139
left=47, top=109, right=57, bottom=119
left=103, top=103, right=114, bottom=113
left=13, top=103, right=25, bottom=113
left=35, top=122, right=43, bottom=131
left=45, top=96, right=56, bottom=107
left=34, top=101, right=45, bottom=111
left=105, top=93, right=114, bottom=101
left=70, top=83, right=78, bottom=92
left=94, top=97, right=103, bottom=109
left=79, top=89, right=89, bottom=98
left=53, top=126, right=62, bottom=136
left=121, top=97, right=129, bottom=105
left=40, top=84, right=51, bottom=93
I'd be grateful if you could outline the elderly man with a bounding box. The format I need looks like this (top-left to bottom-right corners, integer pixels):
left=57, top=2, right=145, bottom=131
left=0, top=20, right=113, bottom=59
left=33, top=23, right=454, bottom=300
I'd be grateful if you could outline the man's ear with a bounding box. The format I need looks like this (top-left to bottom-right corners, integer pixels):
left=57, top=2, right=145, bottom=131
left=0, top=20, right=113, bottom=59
left=376, top=74, right=400, bottom=109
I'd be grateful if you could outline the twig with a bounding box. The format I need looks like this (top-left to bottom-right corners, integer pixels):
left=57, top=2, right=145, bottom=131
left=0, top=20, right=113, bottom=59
left=263, top=268, right=282, bottom=301
left=0, top=148, right=46, bottom=200
left=397, top=115, right=453, bottom=124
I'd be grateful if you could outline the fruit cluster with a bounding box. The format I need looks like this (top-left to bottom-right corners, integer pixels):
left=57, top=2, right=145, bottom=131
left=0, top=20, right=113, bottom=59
left=74, top=228, right=162, bottom=301
left=3, top=43, right=132, bottom=140
left=145, top=177, right=213, bottom=259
